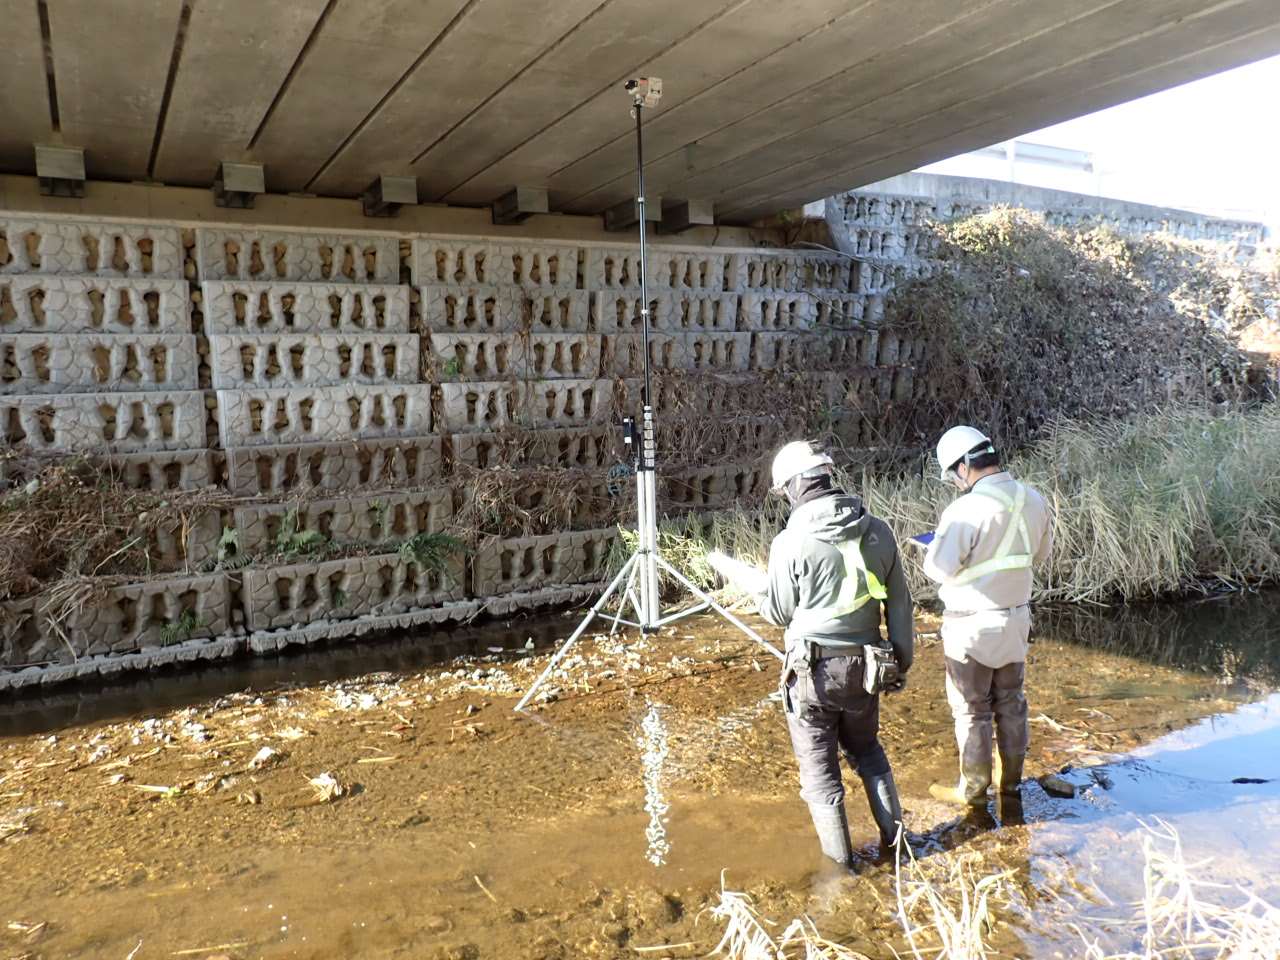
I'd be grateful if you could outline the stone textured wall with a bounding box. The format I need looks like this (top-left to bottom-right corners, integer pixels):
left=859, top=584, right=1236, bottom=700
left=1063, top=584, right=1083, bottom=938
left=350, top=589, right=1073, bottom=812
left=836, top=174, right=1268, bottom=250
left=1, top=213, right=919, bottom=688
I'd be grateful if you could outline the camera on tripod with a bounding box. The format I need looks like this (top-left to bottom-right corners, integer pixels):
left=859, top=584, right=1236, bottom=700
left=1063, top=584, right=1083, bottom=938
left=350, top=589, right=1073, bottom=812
left=624, top=77, right=663, bottom=108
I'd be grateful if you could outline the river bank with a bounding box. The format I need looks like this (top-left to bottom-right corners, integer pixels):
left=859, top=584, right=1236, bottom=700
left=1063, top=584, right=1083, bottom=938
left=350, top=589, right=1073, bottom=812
left=1, top=592, right=1276, bottom=959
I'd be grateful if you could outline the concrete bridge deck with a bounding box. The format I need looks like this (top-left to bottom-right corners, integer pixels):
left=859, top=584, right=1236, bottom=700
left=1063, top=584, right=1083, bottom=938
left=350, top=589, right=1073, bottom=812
left=2, top=0, right=1279, bottom=223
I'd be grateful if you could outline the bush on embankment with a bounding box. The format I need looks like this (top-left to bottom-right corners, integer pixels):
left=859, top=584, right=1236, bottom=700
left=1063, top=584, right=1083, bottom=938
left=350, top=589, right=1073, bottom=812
left=639, top=406, right=1280, bottom=607
left=877, top=209, right=1272, bottom=454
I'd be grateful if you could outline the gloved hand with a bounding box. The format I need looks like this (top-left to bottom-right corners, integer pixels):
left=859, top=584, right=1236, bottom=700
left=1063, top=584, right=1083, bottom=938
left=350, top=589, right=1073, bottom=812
left=882, top=672, right=908, bottom=695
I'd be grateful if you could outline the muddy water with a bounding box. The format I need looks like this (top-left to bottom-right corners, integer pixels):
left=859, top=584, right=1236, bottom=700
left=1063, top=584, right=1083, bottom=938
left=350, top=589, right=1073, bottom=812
left=1, top=594, right=1277, bottom=959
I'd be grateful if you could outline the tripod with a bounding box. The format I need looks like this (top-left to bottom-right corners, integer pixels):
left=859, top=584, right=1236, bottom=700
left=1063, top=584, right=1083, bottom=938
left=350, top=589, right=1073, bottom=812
left=514, top=79, right=783, bottom=713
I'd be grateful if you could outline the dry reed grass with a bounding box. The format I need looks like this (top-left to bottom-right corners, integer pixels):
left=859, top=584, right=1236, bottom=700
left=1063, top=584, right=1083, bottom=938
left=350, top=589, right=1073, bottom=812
left=893, top=842, right=1016, bottom=960
left=628, top=406, right=1280, bottom=606
left=704, top=875, right=873, bottom=960
left=0, top=453, right=232, bottom=603
left=1073, top=819, right=1280, bottom=960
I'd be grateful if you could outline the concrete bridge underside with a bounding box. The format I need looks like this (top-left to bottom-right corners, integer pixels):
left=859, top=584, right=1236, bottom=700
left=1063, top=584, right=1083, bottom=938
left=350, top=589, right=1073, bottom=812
left=1, top=0, right=1278, bottom=225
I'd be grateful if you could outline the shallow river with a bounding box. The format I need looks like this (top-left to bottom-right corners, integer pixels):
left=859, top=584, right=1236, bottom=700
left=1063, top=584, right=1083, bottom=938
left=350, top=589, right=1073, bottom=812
left=0, top=591, right=1277, bottom=958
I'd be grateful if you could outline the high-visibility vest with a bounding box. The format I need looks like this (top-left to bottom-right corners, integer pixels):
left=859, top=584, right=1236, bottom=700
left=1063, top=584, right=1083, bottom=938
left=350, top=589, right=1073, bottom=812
left=790, top=538, right=887, bottom=631
left=947, top=482, right=1034, bottom=586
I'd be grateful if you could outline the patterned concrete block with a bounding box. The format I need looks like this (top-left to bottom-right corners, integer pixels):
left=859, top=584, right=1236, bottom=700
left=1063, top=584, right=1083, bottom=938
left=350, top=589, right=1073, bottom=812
left=585, top=247, right=729, bottom=292
left=852, top=261, right=892, bottom=295
left=670, top=293, right=739, bottom=332
left=413, top=239, right=581, bottom=290
left=0, top=333, right=198, bottom=394
left=472, top=527, right=619, bottom=596
left=224, top=436, right=443, bottom=496
left=233, top=488, right=454, bottom=555
left=429, top=332, right=524, bottom=381
left=448, top=426, right=621, bottom=472
left=523, top=289, right=591, bottom=333
left=748, top=332, right=828, bottom=372
left=727, top=251, right=851, bottom=293
left=242, top=552, right=466, bottom=631
left=738, top=292, right=816, bottom=331
left=526, top=333, right=601, bottom=380
left=102, top=449, right=217, bottom=490
left=661, top=461, right=768, bottom=509
left=0, top=217, right=183, bottom=278
left=419, top=285, right=519, bottom=333
left=1, top=390, right=206, bottom=452
left=519, top=427, right=619, bottom=473
left=200, top=281, right=410, bottom=335
left=590, top=290, right=674, bottom=332
left=0, top=276, right=189, bottom=333
left=600, top=333, right=689, bottom=377
left=1, top=449, right=216, bottom=492
left=245, top=602, right=482, bottom=654
left=438, top=380, right=529, bottom=433
left=0, top=573, right=230, bottom=666
left=196, top=229, right=399, bottom=283
left=644, top=373, right=757, bottom=418
left=527, top=378, right=614, bottom=428
left=216, top=384, right=433, bottom=447
left=209, top=333, right=419, bottom=389
left=686, top=333, right=751, bottom=372
left=659, top=413, right=795, bottom=465
left=653, top=249, right=730, bottom=292
left=813, top=292, right=866, bottom=328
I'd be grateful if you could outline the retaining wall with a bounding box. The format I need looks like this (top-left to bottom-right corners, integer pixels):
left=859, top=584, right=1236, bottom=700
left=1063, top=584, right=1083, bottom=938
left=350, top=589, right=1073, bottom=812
left=1, top=212, right=919, bottom=689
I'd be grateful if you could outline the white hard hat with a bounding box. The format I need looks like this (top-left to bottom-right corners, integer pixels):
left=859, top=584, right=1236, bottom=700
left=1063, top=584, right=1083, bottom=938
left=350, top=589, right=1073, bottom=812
left=770, top=440, right=834, bottom=491
left=935, top=425, right=995, bottom=480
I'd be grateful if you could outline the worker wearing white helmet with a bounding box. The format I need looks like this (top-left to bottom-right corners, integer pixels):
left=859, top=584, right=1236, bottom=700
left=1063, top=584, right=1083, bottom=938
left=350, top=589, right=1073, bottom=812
left=758, top=440, right=915, bottom=867
left=922, top=426, right=1053, bottom=812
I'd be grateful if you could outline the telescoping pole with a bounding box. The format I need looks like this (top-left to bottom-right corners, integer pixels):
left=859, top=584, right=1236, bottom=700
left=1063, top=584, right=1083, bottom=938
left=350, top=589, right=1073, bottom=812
left=633, top=99, right=661, bottom=632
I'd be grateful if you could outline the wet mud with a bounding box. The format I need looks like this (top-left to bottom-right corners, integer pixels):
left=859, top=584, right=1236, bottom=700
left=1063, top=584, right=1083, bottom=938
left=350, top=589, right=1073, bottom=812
left=1, top=593, right=1277, bottom=959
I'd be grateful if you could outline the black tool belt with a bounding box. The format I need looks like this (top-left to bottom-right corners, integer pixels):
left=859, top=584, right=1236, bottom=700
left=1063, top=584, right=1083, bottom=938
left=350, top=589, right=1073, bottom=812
left=806, top=641, right=865, bottom=661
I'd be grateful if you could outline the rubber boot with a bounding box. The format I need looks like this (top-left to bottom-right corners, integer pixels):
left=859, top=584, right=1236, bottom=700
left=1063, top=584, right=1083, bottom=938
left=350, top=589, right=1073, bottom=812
left=929, top=762, right=992, bottom=808
left=861, top=771, right=904, bottom=852
left=996, top=752, right=1025, bottom=797
left=806, top=802, right=855, bottom=867
left=997, top=791, right=1025, bottom=827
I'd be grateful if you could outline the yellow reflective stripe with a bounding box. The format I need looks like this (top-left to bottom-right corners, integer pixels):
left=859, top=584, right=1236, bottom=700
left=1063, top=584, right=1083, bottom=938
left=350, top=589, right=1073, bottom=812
left=949, top=482, right=1033, bottom=586
left=990, top=484, right=1028, bottom=559
left=790, top=537, right=883, bottom=629
left=949, top=553, right=1032, bottom=584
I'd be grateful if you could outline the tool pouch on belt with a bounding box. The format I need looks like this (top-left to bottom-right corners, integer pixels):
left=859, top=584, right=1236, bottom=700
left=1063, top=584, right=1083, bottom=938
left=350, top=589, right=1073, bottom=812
left=862, top=644, right=901, bottom=695
left=780, top=644, right=815, bottom=715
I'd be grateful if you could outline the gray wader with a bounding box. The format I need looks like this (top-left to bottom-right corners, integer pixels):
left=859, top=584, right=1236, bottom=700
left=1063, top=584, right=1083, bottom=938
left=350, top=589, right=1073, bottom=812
left=782, top=642, right=902, bottom=864
left=943, top=656, right=1029, bottom=800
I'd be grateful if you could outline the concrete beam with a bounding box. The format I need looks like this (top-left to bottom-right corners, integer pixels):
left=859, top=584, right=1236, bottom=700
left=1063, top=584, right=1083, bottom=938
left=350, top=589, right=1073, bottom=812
left=362, top=175, right=419, bottom=217
left=492, top=187, right=549, bottom=226
left=603, top=196, right=661, bottom=232
left=658, top=200, right=714, bottom=234
left=35, top=146, right=87, bottom=199
left=213, top=162, right=265, bottom=208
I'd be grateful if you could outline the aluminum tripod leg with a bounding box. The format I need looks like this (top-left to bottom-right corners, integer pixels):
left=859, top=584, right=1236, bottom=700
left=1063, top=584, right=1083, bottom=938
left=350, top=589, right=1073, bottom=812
left=609, top=558, right=642, bottom=635
left=514, top=553, right=639, bottom=712
left=654, top=555, right=784, bottom=661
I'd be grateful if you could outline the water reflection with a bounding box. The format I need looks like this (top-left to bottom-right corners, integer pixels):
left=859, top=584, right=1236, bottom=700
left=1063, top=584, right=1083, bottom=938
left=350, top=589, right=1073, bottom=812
left=637, top=701, right=672, bottom=866
left=1039, top=590, right=1280, bottom=687
left=0, top=616, right=571, bottom=737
